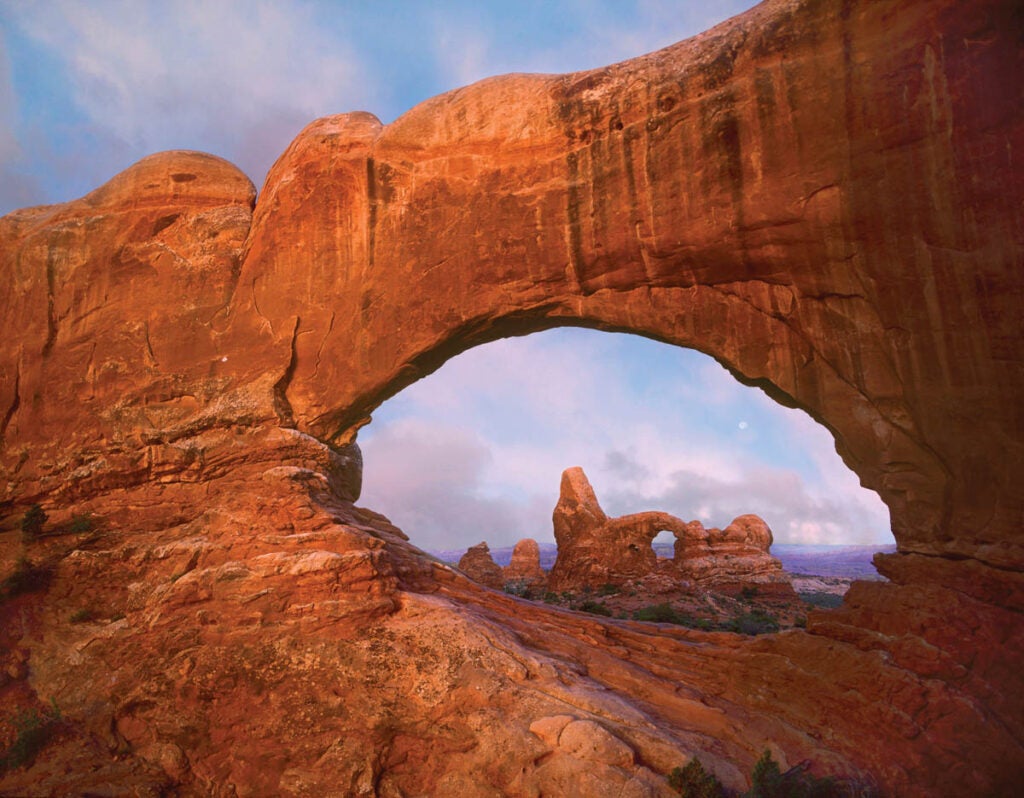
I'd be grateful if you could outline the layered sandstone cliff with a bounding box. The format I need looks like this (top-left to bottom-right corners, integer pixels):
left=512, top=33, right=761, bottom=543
left=1, top=0, right=1022, bottom=795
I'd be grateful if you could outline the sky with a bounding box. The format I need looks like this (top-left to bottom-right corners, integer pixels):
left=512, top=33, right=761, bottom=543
left=0, top=1, right=894, bottom=551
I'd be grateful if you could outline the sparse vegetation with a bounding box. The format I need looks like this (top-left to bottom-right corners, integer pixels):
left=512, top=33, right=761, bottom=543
left=20, top=504, right=47, bottom=541
left=632, top=603, right=713, bottom=629
left=1, top=555, right=51, bottom=600
left=633, top=602, right=689, bottom=624
left=668, top=749, right=873, bottom=798
left=597, top=582, right=620, bottom=597
left=68, top=513, right=95, bottom=534
left=740, top=585, right=760, bottom=600
left=800, top=592, right=845, bottom=609
left=69, top=608, right=94, bottom=624
left=669, top=758, right=724, bottom=797
left=0, top=703, right=62, bottom=773
left=727, top=611, right=780, bottom=636
left=578, top=599, right=612, bottom=617
left=503, top=581, right=532, bottom=598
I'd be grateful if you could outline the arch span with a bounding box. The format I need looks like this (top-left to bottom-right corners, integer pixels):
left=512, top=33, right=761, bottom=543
left=228, top=0, right=1022, bottom=568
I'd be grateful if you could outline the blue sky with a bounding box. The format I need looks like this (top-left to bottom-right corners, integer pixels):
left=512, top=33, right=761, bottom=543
left=0, top=1, right=894, bottom=550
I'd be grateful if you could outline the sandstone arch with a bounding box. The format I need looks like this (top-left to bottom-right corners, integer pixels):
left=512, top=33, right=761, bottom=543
left=1, top=0, right=1021, bottom=793
left=225, top=0, right=1022, bottom=569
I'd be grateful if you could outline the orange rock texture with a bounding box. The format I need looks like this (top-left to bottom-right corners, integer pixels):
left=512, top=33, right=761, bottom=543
left=504, top=538, right=547, bottom=590
left=457, top=542, right=506, bottom=590
left=1, top=0, right=1022, bottom=795
left=547, top=467, right=786, bottom=592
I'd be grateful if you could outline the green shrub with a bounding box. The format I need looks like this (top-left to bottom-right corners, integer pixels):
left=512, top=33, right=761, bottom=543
left=542, top=592, right=560, bottom=604
left=504, top=581, right=532, bottom=598
left=20, top=504, right=47, bottom=540
left=740, top=585, right=760, bottom=600
left=632, top=604, right=726, bottom=631
left=579, top=600, right=612, bottom=617
left=0, top=703, right=61, bottom=773
left=597, top=582, right=620, bottom=596
left=800, top=592, right=845, bottom=609
left=668, top=758, right=725, bottom=797
left=630, top=606, right=679, bottom=622
left=668, top=749, right=854, bottom=798
left=728, top=611, right=780, bottom=636
left=1, top=556, right=51, bottom=600
left=748, top=749, right=783, bottom=797
left=748, top=750, right=845, bottom=798
left=68, top=513, right=94, bottom=534
left=69, top=608, right=94, bottom=624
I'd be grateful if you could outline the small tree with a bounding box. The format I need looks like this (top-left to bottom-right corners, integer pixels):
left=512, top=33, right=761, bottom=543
left=20, top=504, right=47, bottom=540
left=748, top=750, right=783, bottom=798
left=668, top=758, right=725, bottom=797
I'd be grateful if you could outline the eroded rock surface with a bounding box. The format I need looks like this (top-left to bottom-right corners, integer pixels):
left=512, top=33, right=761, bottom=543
left=0, top=0, right=1021, bottom=795
left=457, top=542, right=506, bottom=589
left=547, top=467, right=786, bottom=592
left=505, top=538, right=547, bottom=590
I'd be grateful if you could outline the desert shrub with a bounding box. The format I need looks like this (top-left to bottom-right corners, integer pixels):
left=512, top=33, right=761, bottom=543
left=668, top=750, right=856, bottom=798
left=542, top=592, right=560, bottom=604
left=597, top=582, right=620, bottom=596
left=1, top=556, right=51, bottom=600
left=740, top=585, right=760, bottom=600
left=68, top=513, right=94, bottom=534
left=728, top=611, right=780, bottom=636
left=668, top=757, right=725, bottom=797
left=504, top=581, right=531, bottom=598
left=579, top=600, right=612, bottom=617
left=20, top=504, right=47, bottom=540
left=800, top=592, right=845, bottom=609
left=630, top=606, right=679, bottom=622
left=69, top=608, right=94, bottom=624
left=0, top=703, right=61, bottom=773
left=748, top=750, right=847, bottom=798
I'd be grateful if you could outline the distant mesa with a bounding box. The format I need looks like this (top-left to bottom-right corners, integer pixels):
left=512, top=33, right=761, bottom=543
left=457, top=466, right=791, bottom=596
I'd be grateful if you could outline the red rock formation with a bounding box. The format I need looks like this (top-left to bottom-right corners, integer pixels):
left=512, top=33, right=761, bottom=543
left=548, top=468, right=786, bottom=592
left=504, top=538, right=547, bottom=590
left=675, top=516, right=787, bottom=587
left=0, top=0, right=1021, bottom=795
left=457, top=541, right=505, bottom=589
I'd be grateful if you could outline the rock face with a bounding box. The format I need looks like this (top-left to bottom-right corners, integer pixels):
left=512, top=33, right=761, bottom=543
left=505, top=538, right=547, bottom=589
left=675, top=516, right=786, bottom=586
left=0, top=0, right=1022, bottom=795
left=548, top=468, right=786, bottom=592
left=457, top=542, right=506, bottom=589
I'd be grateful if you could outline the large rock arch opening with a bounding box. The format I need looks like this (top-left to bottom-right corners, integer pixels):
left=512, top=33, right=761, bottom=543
left=1, top=0, right=1020, bottom=794
left=227, top=0, right=1021, bottom=569
left=355, top=327, right=893, bottom=558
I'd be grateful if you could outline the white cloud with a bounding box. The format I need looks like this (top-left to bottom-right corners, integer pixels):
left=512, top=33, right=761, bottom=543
left=0, top=29, right=44, bottom=210
left=7, top=0, right=373, bottom=189
left=361, top=330, right=894, bottom=551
